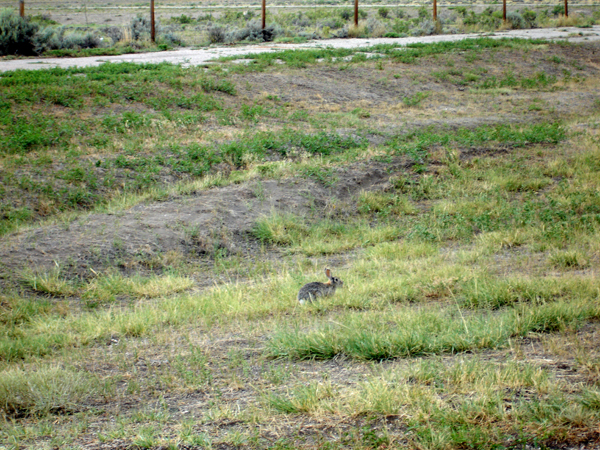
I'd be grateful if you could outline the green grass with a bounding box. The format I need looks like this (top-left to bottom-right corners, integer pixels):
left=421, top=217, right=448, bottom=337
left=20, top=268, right=194, bottom=303
left=267, top=296, right=600, bottom=361
left=389, top=122, right=566, bottom=160
left=220, top=38, right=550, bottom=71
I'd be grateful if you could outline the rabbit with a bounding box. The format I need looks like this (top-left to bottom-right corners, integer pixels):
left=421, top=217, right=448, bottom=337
left=298, top=268, right=343, bottom=304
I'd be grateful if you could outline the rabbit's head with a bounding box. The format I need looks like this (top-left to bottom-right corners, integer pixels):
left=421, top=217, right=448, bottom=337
left=325, top=268, right=343, bottom=288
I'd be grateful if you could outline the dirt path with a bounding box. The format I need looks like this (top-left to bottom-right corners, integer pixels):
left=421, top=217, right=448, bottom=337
left=1, top=25, right=599, bottom=72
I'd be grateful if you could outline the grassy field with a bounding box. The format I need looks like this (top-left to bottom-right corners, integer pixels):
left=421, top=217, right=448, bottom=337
left=1, top=37, right=600, bottom=449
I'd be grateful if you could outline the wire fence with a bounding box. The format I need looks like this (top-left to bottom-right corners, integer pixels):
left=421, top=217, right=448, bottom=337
left=1, top=0, right=593, bottom=44
left=2, top=0, right=588, bottom=21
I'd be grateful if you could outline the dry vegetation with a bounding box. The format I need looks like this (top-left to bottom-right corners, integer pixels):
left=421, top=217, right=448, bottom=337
left=1, top=36, right=600, bottom=449
left=2, top=0, right=600, bottom=52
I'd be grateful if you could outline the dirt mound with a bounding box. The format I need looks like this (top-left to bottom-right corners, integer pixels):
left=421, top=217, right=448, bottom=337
left=0, top=159, right=404, bottom=285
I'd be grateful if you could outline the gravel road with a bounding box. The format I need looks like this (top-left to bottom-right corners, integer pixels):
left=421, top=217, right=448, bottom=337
left=1, top=25, right=599, bottom=73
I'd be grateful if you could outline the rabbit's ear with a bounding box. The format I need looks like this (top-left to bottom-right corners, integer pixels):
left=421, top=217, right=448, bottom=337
left=325, top=268, right=331, bottom=278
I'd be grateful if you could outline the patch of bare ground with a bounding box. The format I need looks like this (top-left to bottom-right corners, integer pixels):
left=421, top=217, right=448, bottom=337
left=0, top=157, right=408, bottom=291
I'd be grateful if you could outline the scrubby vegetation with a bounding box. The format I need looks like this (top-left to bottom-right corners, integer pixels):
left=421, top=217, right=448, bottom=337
left=1, top=36, right=600, bottom=449
left=165, top=4, right=599, bottom=44
left=0, top=8, right=182, bottom=57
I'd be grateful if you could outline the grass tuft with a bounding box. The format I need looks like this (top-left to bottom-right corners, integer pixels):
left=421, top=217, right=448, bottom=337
left=0, top=366, right=99, bottom=417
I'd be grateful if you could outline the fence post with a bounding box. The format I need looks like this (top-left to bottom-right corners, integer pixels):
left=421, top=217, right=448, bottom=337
left=564, top=0, right=568, bottom=17
left=354, top=0, right=358, bottom=26
left=433, top=0, right=437, bottom=21
left=503, top=0, right=507, bottom=22
left=19, top=0, right=24, bottom=17
left=262, top=0, right=266, bottom=29
left=150, top=0, right=155, bottom=42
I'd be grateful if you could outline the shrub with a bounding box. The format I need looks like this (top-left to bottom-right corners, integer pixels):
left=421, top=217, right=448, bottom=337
left=348, top=23, right=366, bottom=38
left=298, top=31, right=319, bottom=41
left=171, top=14, right=194, bottom=24
left=207, top=25, right=226, bottom=43
left=552, top=4, right=566, bottom=16
left=392, top=18, right=410, bottom=34
left=33, top=26, right=103, bottom=53
left=411, top=19, right=437, bottom=36
left=233, top=22, right=279, bottom=43
left=0, top=8, right=39, bottom=56
left=378, top=7, right=390, bottom=19
left=507, top=11, right=526, bottom=29
left=556, top=14, right=580, bottom=27
left=522, top=10, right=537, bottom=27
left=418, top=7, right=431, bottom=19
left=339, top=9, right=352, bottom=21
left=454, top=6, right=468, bottom=18
left=223, top=10, right=243, bottom=22
left=161, top=32, right=184, bottom=47
left=32, top=26, right=56, bottom=53
left=463, top=10, right=478, bottom=26
left=62, top=31, right=102, bottom=49
left=102, top=26, right=123, bottom=44
left=366, top=18, right=386, bottom=37
left=292, top=12, right=311, bottom=27
left=335, top=27, right=349, bottom=38
left=131, top=15, right=152, bottom=40
left=29, top=14, right=58, bottom=26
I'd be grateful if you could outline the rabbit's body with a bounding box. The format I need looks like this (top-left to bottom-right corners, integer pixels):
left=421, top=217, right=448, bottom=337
left=298, top=268, right=343, bottom=304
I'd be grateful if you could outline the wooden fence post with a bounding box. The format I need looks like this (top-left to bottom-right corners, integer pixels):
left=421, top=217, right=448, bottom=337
left=19, top=0, right=24, bottom=17
left=564, top=0, right=568, bottom=17
left=354, top=0, right=358, bottom=26
left=150, top=0, right=155, bottom=42
left=262, top=0, right=266, bottom=29
left=433, top=0, right=437, bottom=21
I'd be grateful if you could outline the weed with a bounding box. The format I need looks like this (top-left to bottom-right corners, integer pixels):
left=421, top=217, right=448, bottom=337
left=300, top=166, right=338, bottom=186
left=252, top=212, right=308, bottom=245
left=549, top=250, right=590, bottom=269
left=21, top=266, right=78, bottom=298
left=357, top=191, right=417, bottom=216
left=265, top=381, right=335, bottom=414
left=402, top=91, right=430, bottom=107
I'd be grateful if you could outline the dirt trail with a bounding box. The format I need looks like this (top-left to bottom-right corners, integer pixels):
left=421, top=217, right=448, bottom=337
left=1, top=26, right=599, bottom=72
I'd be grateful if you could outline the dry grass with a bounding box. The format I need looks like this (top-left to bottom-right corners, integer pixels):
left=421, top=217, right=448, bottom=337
left=556, top=14, right=581, bottom=27
left=348, top=23, right=367, bottom=38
